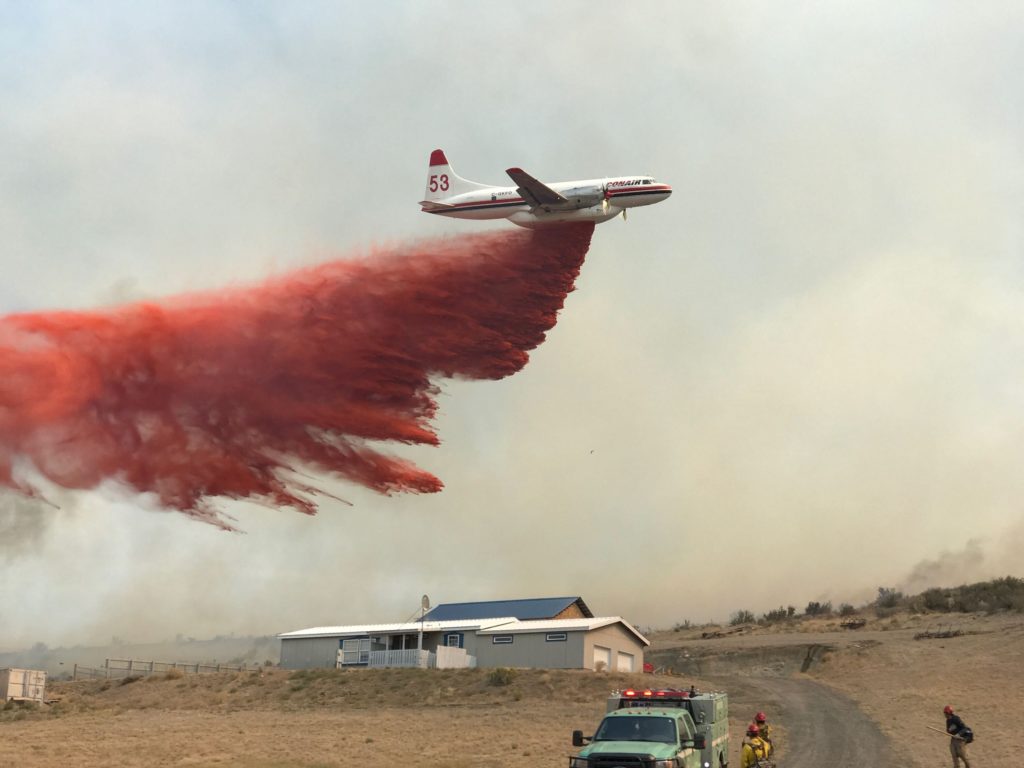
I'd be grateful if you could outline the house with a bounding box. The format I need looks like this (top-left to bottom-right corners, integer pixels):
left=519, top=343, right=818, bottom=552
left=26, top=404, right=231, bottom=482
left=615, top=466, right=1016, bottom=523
left=277, top=596, right=648, bottom=672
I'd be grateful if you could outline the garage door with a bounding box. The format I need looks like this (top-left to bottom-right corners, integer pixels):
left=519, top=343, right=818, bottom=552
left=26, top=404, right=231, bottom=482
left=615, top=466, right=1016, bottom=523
left=593, top=645, right=611, bottom=671
left=617, top=651, right=635, bottom=672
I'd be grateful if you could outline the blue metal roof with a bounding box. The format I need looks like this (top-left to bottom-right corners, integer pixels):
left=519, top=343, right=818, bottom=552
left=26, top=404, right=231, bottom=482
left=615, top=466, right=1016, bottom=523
left=421, top=597, right=592, bottom=622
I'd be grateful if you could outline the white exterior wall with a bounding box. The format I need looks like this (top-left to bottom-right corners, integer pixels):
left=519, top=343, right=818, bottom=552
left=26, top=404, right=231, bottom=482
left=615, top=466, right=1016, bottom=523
left=279, top=637, right=340, bottom=669
left=583, top=624, right=646, bottom=671
left=476, top=630, right=586, bottom=669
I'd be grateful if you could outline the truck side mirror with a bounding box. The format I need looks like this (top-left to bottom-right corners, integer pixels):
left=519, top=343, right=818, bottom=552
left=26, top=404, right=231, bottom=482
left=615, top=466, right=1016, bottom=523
left=572, top=730, right=585, bottom=747
left=692, top=736, right=706, bottom=750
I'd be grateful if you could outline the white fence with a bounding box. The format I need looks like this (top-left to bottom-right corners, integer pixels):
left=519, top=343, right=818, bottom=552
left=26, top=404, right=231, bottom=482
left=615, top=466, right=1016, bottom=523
left=341, top=647, right=476, bottom=670
left=367, top=649, right=431, bottom=668
left=435, top=645, right=475, bottom=669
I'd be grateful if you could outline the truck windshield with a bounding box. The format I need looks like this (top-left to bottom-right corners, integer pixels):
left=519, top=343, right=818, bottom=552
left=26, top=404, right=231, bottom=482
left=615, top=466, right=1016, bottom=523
left=595, top=716, right=677, bottom=744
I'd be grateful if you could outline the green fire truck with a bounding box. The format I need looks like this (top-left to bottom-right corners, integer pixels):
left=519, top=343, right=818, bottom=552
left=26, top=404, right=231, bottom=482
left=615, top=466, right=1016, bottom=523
left=570, top=687, right=730, bottom=768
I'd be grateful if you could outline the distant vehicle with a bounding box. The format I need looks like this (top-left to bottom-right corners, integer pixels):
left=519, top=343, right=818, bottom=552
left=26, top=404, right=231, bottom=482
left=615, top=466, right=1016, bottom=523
left=419, top=149, right=671, bottom=229
left=570, top=687, right=729, bottom=768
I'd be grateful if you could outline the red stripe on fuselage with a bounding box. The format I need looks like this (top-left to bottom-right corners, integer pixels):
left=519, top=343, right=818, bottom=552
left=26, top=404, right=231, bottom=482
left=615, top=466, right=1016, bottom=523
left=606, top=184, right=672, bottom=196
left=449, top=197, right=526, bottom=209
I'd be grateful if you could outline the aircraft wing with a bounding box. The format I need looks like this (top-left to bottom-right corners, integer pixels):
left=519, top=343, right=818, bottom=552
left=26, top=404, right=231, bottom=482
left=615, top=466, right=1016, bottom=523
left=505, top=167, right=568, bottom=208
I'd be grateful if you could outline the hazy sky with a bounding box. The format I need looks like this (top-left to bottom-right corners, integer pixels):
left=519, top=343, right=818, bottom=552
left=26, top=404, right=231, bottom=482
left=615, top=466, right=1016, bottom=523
left=1, top=1, right=1023, bottom=649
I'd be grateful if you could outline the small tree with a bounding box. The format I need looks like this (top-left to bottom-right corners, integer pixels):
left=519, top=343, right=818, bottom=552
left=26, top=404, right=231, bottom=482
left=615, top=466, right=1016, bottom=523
left=761, top=606, right=790, bottom=624
left=730, top=609, right=756, bottom=626
left=838, top=603, right=857, bottom=616
left=805, top=601, right=833, bottom=617
left=876, top=587, right=903, bottom=608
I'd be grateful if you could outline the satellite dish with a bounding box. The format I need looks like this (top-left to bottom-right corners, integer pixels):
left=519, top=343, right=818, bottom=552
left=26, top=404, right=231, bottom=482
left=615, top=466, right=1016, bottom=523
left=421, top=594, right=431, bottom=611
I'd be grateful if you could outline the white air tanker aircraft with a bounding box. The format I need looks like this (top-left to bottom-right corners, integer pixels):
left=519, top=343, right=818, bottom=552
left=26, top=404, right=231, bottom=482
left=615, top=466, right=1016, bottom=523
left=419, top=149, right=671, bottom=229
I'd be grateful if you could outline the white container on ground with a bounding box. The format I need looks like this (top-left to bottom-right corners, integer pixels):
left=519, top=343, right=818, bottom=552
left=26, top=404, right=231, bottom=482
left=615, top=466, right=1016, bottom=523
left=0, top=668, right=47, bottom=702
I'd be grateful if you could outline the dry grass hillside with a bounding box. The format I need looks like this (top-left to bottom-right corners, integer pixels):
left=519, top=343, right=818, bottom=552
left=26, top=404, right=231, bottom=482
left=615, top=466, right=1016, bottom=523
left=810, top=613, right=1024, bottom=768
left=5, top=579, right=1020, bottom=766
left=650, top=610, right=1024, bottom=768
left=0, top=668, right=727, bottom=768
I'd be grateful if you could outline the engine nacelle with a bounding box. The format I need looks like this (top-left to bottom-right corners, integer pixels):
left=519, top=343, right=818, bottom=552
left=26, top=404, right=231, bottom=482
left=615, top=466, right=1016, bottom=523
left=557, top=184, right=604, bottom=208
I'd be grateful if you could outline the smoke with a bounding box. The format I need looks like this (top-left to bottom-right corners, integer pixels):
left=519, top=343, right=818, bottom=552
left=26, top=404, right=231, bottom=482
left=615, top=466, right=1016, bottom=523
left=901, top=540, right=987, bottom=595
left=0, top=225, right=594, bottom=528
left=899, top=519, right=1024, bottom=595
left=0, top=494, right=53, bottom=560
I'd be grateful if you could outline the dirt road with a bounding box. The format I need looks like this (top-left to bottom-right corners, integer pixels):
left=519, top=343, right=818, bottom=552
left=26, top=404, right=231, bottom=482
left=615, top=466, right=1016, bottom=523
left=710, top=674, right=896, bottom=767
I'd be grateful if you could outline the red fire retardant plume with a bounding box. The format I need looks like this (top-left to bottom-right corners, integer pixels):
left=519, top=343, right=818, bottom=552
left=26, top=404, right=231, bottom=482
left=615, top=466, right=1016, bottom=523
left=0, top=224, right=595, bottom=528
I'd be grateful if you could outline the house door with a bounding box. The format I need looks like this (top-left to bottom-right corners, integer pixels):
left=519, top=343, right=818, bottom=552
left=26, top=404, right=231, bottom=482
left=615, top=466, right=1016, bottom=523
left=593, top=645, right=611, bottom=671
left=616, top=651, right=635, bottom=672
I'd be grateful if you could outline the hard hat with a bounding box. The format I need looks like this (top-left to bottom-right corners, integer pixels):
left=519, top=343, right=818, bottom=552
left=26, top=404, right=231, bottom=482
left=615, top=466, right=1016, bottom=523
left=944, top=705, right=954, bottom=715
left=747, top=724, right=760, bottom=737
left=755, top=711, right=767, bottom=723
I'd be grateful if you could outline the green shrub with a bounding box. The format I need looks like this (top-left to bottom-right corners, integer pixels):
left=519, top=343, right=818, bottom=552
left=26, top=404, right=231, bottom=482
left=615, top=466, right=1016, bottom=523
left=875, top=587, right=903, bottom=609
left=805, top=601, right=833, bottom=617
left=909, top=577, right=1024, bottom=614
left=921, top=588, right=950, bottom=611
left=761, top=606, right=792, bottom=624
left=487, top=667, right=516, bottom=686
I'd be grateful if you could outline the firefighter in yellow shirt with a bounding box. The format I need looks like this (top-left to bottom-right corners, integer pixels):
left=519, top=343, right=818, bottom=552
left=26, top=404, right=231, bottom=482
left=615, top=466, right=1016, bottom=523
left=754, top=711, right=773, bottom=755
left=740, top=723, right=770, bottom=768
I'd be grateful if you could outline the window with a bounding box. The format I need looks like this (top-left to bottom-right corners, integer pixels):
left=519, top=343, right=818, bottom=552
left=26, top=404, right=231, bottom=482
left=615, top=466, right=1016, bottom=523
left=594, top=716, right=676, bottom=744
left=445, top=633, right=462, bottom=648
left=491, top=635, right=514, bottom=644
left=545, top=633, right=567, bottom=642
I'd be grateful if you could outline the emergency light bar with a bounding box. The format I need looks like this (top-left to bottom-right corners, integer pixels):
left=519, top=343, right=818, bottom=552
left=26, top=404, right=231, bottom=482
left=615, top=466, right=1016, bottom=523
left=619, top=688, right=690, bottom=700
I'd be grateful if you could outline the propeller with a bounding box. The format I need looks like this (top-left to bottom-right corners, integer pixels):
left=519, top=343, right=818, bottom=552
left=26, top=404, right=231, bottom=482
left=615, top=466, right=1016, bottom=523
left=602, top=188, right=626, bottom=221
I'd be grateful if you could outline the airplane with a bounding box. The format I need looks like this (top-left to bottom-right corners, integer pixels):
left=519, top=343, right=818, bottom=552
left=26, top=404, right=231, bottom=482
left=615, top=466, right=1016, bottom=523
left=419, top=149, right=671, bottom=229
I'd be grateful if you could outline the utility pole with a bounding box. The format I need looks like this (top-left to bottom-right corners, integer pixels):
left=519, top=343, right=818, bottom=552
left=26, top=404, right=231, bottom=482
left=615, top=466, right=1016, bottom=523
left=418, top=594, right=430, bottom=652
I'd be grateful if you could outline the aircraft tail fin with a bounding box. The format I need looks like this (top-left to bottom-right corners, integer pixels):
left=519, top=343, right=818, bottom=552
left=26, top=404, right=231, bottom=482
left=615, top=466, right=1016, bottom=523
left=422, top=149, right=490, bottom=201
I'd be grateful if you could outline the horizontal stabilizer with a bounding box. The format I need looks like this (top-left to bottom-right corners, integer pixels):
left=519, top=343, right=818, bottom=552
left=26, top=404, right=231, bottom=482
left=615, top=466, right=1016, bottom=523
left=419, top=199, right=456, bottom=211
left=505, top=167, right=567, bottom=208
